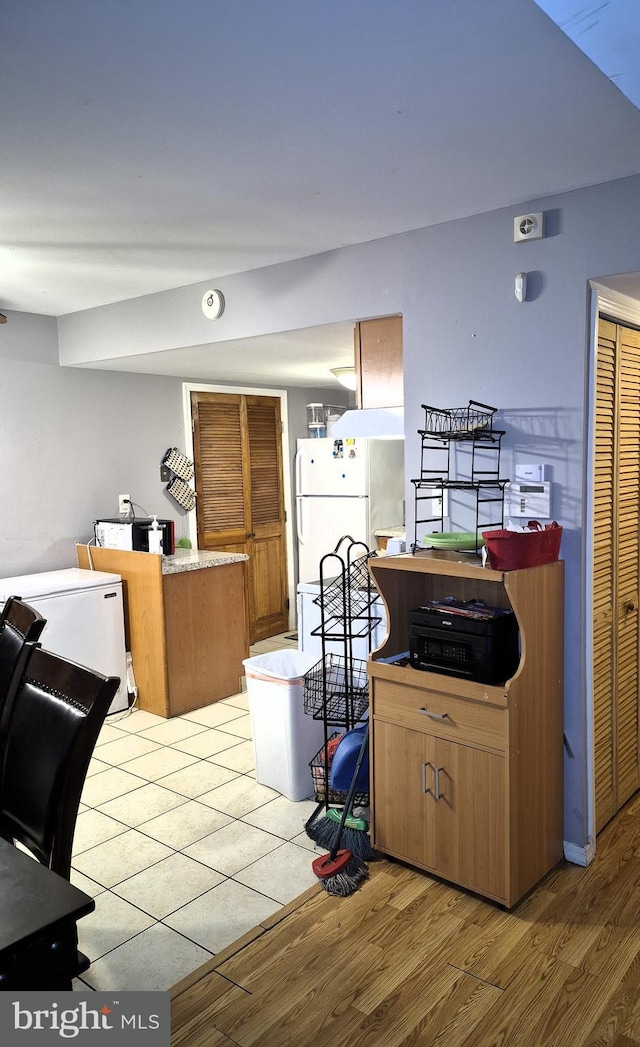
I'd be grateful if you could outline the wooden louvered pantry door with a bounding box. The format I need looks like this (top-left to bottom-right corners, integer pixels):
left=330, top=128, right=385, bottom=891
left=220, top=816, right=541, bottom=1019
left=593, top=318, right=640, bottom=833
left=191, top=391, right=289, bottom=644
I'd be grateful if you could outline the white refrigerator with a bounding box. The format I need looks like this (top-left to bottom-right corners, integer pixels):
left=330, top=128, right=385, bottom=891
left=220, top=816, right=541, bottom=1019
left=0, top=568, right=129, bottom=713
left=295, top=436, right=405, bottom=583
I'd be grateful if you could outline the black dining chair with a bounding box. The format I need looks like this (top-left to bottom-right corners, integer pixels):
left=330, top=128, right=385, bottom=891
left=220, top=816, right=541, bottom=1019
left=0, top=595, right=46, bottom=711
left=0, top=645, right=120, bottom=881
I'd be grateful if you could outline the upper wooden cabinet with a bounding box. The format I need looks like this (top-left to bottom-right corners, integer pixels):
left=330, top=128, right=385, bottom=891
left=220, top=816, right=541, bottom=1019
left=354, top=315, right=403, bottom=409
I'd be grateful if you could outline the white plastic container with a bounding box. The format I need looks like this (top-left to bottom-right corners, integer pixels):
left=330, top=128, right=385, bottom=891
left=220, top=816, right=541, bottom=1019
left=306, top=403, right=347, bottom=438
left=243, top=649, right=324, bottom=801
left=148, top=514, right=163, bottom=554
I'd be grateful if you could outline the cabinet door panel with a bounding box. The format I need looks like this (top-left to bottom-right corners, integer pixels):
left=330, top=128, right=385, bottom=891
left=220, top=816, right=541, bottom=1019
left=372, top=722, right=506, bottom=902
left=355, top=316, right=403, bottom=409
left=372, top=721, right=433, bottom=866
left=431, top=738, right=506, bottom=901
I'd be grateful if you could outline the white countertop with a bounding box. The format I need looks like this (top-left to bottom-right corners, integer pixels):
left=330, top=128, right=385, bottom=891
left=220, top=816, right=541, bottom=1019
left=162, top=549, right=248, bottom=575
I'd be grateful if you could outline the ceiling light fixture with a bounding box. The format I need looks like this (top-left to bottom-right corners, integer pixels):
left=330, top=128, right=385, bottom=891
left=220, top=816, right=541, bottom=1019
left=330, top=366, right=357, bottom=391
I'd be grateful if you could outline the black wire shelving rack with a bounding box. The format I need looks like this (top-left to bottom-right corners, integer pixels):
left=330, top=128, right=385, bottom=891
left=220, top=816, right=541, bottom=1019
left=411, top=400, right=508, bottom=554
left=303, top=536, right=378, bottom=826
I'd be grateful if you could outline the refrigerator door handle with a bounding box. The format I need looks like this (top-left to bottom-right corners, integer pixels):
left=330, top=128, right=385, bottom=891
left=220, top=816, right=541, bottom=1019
left=296, top=495, right=305, bottom=545
left=295, top=448, right=306, bottom=547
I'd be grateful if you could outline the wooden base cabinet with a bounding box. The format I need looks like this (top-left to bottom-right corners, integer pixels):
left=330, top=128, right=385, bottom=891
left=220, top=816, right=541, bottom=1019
left=368, top=553, right=564, bottom=908
left=374, top=719, right=506, bottom=901
left=75, top=545, right=249, bottom=718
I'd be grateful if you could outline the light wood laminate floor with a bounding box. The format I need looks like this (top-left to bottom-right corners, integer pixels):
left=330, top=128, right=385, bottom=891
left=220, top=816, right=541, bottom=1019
left=171, top=789, right=640, bottom=1046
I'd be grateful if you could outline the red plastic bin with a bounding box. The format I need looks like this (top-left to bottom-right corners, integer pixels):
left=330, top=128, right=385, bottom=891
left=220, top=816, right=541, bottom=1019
left=482, top=521, right=562, bottom=571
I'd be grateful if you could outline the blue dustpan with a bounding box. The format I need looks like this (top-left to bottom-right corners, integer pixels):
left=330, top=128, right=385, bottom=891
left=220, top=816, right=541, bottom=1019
left=330, top=724, right=369, bottom=792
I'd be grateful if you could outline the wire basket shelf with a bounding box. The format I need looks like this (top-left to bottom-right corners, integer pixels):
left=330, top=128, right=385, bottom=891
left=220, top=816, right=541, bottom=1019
left=309, top=732, right=369, bottom=808
left=311, top=612, right=382, bottom=640
left=303, top=653, right=369, bottom=724
left=313, top=551, right=377, bottom=619
left=418, top=400, right=497, bottom=439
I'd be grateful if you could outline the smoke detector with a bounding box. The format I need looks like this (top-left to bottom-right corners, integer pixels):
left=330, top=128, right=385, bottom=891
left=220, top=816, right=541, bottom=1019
left=201, top=289, right=225, bottom=319
left=513, top=212, right=545, bottom=243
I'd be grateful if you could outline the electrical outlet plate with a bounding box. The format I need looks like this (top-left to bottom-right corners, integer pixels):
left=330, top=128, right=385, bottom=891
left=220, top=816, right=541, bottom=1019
left=427, top=489, right=448, bottom=519
left=118, top=493, right=131, bottom=514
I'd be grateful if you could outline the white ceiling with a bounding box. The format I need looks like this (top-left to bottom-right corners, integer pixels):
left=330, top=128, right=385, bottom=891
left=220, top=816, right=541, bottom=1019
left=536, top=1, right=640, bottom=111
left=80, top=321, right=358, bottom=389
left=3, top=0, right=640, bottom=386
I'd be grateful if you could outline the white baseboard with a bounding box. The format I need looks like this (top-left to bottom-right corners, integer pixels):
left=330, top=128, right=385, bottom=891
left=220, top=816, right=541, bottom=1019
left=563, top=837, right=595, bottom=866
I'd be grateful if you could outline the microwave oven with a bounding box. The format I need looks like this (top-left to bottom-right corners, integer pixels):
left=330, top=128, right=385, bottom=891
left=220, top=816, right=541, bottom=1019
left=94, top=518, right=175, bottom=555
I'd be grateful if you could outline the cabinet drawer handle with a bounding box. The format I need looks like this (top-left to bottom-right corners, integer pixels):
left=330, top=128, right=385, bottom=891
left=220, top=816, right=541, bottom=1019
left=418, top=708, right=450, bottom=721
left=434, top=765, right=443, bottom=800
left=422, top=761, right=433, bottom=794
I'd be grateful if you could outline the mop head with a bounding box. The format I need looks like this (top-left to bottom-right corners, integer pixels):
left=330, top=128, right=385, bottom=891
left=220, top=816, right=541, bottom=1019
left=312, top=848, right=369, bottom=897
left=307, top=809, right=376, bottom=861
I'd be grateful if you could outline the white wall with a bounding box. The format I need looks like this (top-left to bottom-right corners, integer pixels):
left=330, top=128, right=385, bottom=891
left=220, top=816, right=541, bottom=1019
left=1, top=313, right=339, bottom=577
left=0, top=312, right=189, bottom=573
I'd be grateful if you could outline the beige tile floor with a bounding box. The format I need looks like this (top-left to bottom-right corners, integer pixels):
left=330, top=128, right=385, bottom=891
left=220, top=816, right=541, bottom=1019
left=72, top=633, right=325, bottom=992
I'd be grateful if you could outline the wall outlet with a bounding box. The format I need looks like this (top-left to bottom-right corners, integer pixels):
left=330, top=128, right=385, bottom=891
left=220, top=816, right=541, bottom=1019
left=118, top=493, right=131, bottom=514
left=428, top=489, right=448, bottom=519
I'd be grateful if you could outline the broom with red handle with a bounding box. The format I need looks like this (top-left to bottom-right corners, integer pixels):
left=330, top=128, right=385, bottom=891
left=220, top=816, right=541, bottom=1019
left=311, top=721, right=370, bottom=896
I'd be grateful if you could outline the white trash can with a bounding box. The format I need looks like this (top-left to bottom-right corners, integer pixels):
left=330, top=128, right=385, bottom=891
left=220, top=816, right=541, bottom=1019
left=243, top=649, right=324, bottom=801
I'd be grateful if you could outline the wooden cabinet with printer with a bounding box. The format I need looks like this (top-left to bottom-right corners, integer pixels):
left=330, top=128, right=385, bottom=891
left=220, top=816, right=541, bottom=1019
left=368, top=552, right=564, bottom=907
left=354, top=315, right=403, bottom=409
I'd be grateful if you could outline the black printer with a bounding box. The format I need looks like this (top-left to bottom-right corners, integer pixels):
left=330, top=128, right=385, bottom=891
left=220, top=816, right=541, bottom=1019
left=409, top=597, right=519, bottom=685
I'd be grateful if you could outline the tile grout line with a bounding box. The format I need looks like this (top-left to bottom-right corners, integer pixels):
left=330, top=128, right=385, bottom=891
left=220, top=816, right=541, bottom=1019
left=74, top=634, right=314, bottom=991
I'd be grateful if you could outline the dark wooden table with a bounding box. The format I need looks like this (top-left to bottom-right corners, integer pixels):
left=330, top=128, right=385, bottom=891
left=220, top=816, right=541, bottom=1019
left=0, top=837, right=95, bottom=989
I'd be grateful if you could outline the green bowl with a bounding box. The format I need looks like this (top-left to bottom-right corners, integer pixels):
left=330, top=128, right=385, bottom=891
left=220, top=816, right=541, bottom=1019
left=423, top=532, right=484, bottom=550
